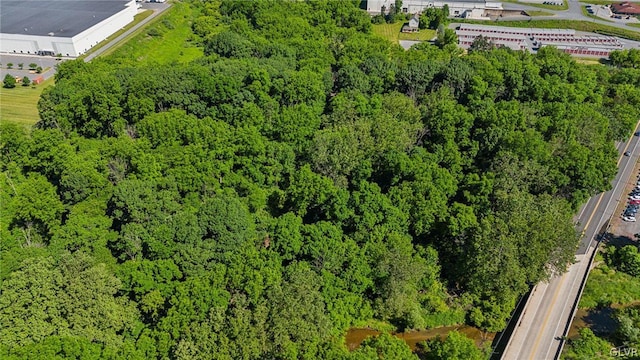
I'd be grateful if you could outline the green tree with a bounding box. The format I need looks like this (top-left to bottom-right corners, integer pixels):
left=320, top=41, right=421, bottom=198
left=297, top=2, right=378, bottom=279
left=564, top=328, right=613, bottom=359
left=3, top=74, right=16, bottom=88
left=435, top=24, right=457, bottom=49
left=28, top=63, right=38, bottom=70
left=9, top=173, right=64, bottom=246
left=0, top=254, right=139, bottom=350
left=21, top=76, right=30, bottom=87
left=351, top=333, right=417, bottom=360
left=422, top=331, right=485, bottom=360
left=613, top=245, right=640, bottom=277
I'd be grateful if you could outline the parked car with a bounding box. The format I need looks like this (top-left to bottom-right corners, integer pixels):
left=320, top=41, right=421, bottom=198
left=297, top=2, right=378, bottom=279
left=629, top=200, right=640, bottom=205
left=623, top=216, right=636, bottom=222
left=630, top=195, right=640, bottom=200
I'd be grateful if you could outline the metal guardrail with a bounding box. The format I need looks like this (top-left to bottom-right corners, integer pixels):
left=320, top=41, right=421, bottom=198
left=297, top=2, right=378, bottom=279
left=490, top=287, right=533, bottom=360
left=554, top=221, right=610, bottom=359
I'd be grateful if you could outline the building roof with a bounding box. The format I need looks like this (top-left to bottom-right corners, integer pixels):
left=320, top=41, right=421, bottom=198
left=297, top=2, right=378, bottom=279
left=0, top=0, right=131, bottom=37
left=458, top=23, right=576, bottom=36
left=611, top=2, right=640, bottom=14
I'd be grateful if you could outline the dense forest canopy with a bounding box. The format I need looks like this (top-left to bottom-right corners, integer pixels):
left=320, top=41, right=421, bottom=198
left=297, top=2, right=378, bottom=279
left=2, top=0, right=640, bottom=358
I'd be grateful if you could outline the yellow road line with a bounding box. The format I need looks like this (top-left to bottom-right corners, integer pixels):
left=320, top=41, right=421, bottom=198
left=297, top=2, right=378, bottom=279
left=527, top=125, right=640, bottom=359
left=528, top=275, right=569, bottom=360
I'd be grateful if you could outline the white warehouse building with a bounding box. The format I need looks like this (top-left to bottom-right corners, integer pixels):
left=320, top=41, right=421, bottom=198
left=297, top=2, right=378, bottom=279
left=0, top=0, right=137, bottom=57
left=366, top=0, right=503, bottom=16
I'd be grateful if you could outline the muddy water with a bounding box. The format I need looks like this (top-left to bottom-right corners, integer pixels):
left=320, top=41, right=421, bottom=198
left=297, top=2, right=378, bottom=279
left=345, top=325, right=495, bottom=351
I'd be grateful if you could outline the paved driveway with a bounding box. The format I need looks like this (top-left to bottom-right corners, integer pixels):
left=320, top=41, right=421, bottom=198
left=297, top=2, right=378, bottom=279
left=0, top=54, right=59, bottom=82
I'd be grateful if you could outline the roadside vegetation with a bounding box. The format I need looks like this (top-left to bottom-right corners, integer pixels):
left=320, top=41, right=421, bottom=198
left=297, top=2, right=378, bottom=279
left=526, top=10, right=555, bottom=16
left=564, top=243, right=640, bottom=359
left=99, top=1, right=206, bottom=65
left=503, top=0, right=568, bottom=10
left=580, top=5, right=614, bottom=22
left=1, top=0, right=640, bottom=359
left=79, top=9, right=154, bottom=59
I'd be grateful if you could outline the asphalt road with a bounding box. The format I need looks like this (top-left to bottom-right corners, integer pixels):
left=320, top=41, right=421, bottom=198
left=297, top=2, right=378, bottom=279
left=499, top=0, right=640, bottom=35
left=501, top=123, right=640, bottom=360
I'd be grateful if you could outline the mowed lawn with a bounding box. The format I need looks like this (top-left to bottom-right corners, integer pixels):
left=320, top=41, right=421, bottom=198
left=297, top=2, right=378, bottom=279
left=372, top=22, right=436, bottom=44
left=0, top=78, right=53, bottom=127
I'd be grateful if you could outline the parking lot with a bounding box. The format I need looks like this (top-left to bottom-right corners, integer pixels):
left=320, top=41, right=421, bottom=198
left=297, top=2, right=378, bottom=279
left=0, top=54, right=62, bottom=83
left=584, top=3, right=640, bottom=24
left=612, top=152, right=640, bottom=239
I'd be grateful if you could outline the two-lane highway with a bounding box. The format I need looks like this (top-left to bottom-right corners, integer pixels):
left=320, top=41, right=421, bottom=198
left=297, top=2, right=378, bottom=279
left=501, top=124, right=640, bottom=360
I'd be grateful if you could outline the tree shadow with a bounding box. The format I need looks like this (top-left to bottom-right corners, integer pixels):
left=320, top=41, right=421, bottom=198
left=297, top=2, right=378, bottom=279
left=605, top=234, right=637, bottom=248
left=581, top=307, right=618, bottom=337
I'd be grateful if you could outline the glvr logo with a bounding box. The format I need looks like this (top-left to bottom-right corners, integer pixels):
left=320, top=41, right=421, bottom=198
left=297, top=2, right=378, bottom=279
left=610, top=346, right=638, bottom=357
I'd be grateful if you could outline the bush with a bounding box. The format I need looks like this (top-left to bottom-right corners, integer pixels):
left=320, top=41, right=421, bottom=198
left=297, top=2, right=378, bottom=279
left=3, top=74, right=16, bottom=88
left=372, top=15, right=386, bottom=24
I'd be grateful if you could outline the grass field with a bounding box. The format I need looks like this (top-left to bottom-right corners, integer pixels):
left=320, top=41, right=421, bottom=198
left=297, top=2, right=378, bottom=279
left=579, top=262, right=640, bottom=309
left=458, top=19, right=640, bottom=41
left=373, top=22, right=436, bottom=43
left=0, top=78, right=53, bottom=127
left=80, top=10, right=154, bottom=59
left=504, top=0, right=568, bottom=10
left=574, top=57, right=605, bottom=65
left=581, top=5, right=614, bottom=22
left=526, top=10, right=554, bottom=16
left=627, top=22, right=640, bottom=28
left=102, top=2, right=208, bottom=64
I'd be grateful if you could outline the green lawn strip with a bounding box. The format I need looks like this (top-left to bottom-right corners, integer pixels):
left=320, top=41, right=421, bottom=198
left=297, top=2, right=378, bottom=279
left=372, top=22, right=403, bottom=43
left=580, top=0, right=639, bottom=4
left=80, top=9, right=154, bottom=59
left=627, top=22, right=640, bottom=28
left=579, top=263, right=640, bottom=309
left=457, top=19, right=640, bottom=41
left=526, top=10, right=555, bottom=16
left=102, top=2, right=206, bottom=65
left=0, top=78, right=54, bottom=127
left=581, top=5, right=614, bottom=22
left=373, top=22, right=437, bottom=43
left=399, top=29, right=437, bottom=41
left=503, top=0, right=568, bottom=11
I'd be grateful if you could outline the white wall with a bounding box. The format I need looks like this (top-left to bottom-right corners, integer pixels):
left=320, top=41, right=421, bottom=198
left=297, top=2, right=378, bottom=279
left=72, top=0, right=137, bottom=56
left=0, top=33, right=75, bottom=55
left=0, top=0, right=136, bottom=57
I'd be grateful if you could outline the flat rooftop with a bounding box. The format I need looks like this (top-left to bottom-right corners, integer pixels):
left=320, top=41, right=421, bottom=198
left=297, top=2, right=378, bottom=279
left=0, top=0, right=130, bottom=37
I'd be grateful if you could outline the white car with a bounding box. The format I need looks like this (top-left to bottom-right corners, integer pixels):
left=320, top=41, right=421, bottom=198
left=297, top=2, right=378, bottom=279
left=623, top=216, right=637, bottom=222
left=631, top=195, right=640, bottom=201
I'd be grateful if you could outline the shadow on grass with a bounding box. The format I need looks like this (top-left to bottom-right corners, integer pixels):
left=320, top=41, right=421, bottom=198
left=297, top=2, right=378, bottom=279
left=605, top=234, right=637, bottom=248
